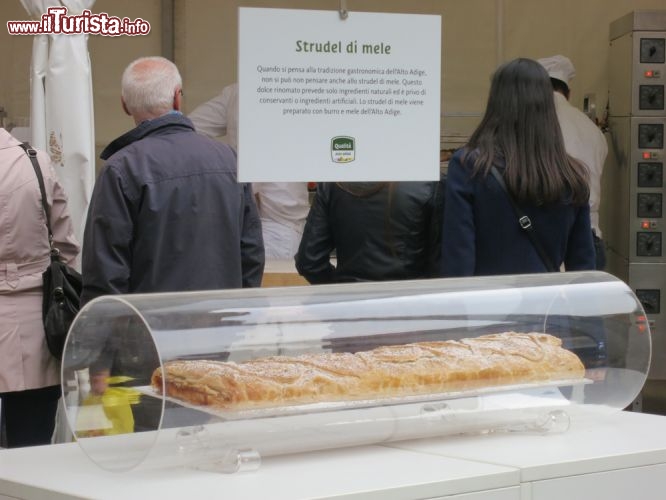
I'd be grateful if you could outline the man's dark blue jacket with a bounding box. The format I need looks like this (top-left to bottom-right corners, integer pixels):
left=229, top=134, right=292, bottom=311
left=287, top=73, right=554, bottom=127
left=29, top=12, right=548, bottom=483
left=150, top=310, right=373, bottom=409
left=81, top=113, right=264, bottom=304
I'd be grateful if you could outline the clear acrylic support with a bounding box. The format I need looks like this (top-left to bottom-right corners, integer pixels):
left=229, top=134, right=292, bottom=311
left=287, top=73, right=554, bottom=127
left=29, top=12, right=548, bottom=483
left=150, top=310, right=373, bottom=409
left=176, top=426, right=261, bottom=473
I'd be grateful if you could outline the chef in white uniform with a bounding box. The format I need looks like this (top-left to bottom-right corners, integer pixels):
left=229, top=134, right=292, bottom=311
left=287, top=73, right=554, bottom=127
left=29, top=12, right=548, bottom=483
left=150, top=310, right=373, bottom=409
left=538, top=55, right=609, bottom=270
left=189, top=83, right=309, bottom=260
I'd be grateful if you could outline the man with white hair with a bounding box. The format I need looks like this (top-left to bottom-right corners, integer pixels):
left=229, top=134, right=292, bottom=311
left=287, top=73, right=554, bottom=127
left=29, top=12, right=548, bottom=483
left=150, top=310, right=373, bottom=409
left=538, top=54, right=609, bottom=270
left=81, top=57, right=265, bottom=304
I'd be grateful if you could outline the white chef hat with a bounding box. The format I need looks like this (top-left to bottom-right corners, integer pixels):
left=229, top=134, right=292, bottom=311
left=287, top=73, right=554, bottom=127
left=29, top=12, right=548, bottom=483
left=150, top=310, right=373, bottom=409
left=537, top=55, right=576, bottom=85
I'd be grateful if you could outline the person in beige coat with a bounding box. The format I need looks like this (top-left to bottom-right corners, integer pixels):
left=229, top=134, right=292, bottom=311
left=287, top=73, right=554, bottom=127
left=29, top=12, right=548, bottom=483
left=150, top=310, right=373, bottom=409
left=0, top=127, right=79, bottom=448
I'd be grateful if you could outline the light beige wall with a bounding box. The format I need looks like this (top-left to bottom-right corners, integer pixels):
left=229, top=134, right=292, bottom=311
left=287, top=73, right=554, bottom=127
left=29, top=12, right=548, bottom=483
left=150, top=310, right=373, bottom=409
left=178, top=0, right=666, bottom=140
left=0, top=1, right=34, bottom=127
left=177, top=0, right=499, bottom=140
left=2, top=0, right=666, bottom=155
left=88, top=0, right=163, bottom=154
left=501, top=0, right=666, bottom=120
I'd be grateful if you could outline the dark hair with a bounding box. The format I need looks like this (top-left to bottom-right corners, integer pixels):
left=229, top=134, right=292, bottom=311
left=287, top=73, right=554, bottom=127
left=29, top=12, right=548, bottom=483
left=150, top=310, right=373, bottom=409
left=335, top=182, right=398, bottom=256
left=335, top=182, right=389, bottom=197
left=550, top=78, right=570, bottom=99
left=466, top=58, right=589, bottom=205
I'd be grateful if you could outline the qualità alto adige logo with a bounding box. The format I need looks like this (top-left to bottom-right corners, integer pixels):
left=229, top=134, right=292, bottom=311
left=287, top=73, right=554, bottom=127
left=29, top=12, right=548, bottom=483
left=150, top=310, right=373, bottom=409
left=331, top=136, right=355, bottom=163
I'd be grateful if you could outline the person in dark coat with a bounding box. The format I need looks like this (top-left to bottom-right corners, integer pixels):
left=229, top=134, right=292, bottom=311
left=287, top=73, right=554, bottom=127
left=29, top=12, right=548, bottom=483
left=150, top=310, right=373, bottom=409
left=81, top=56, right=264, bottom=305
left=295, top=180, right=443, bottom=284
left=440, top=58, right=595, bottom=277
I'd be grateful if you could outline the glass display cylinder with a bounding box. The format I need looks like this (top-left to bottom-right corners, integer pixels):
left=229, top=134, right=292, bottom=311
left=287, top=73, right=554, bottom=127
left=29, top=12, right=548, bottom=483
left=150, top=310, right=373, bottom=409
left=62, top=271, right=650, bottom=472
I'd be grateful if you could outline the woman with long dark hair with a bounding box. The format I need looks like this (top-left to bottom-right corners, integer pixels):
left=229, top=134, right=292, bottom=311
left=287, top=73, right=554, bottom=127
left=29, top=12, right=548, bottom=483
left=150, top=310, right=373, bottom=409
left=440, top=58, right=595, bottom=276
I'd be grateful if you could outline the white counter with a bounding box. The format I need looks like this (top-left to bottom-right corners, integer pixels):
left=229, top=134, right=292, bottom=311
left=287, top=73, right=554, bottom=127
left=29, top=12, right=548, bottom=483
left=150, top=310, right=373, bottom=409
left=389, top=407, right=666, bottom=499
left=2, top=409, right=666, bottom=499
left=0, top=443, right=518, bottom=500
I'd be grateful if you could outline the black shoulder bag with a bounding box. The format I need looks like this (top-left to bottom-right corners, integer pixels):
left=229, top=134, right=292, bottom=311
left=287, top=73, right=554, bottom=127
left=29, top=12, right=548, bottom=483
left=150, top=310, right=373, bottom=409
left=490, top=166, right=557, bottom=272
left=20, top=142, right=82, bottom=360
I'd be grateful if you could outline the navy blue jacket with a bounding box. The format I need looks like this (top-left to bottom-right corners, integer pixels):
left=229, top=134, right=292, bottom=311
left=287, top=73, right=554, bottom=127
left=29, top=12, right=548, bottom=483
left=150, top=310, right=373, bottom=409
left=440, top=148, right=595, bottom=277
left=81, top=113, right=264, bottom=304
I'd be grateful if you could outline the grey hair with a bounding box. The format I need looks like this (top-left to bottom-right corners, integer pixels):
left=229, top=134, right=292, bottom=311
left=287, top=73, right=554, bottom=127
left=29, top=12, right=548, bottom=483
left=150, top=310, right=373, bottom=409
left=121, top=56, right=182, bottom=116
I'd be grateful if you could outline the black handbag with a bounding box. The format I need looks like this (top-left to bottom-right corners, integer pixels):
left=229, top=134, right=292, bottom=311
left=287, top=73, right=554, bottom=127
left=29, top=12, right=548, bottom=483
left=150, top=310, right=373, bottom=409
left=20, top=143, right=82, bottom=360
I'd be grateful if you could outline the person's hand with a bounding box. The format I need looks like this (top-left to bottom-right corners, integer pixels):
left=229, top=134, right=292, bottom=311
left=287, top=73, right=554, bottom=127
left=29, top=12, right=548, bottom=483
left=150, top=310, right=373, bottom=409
left=90, top=369, right=110, bottom=395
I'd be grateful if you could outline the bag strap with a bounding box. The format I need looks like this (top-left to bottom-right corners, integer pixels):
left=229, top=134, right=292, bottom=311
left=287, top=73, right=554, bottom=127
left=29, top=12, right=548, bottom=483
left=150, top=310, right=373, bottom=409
left=490, top=166, right=557, bottom=272
left=19, top=142, right=56, bottom=251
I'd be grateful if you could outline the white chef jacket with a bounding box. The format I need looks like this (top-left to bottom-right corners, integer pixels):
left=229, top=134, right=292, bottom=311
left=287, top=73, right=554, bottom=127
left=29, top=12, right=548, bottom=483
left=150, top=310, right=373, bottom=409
left=189, top=83, right=309, bottom=259
left=254, top=182, right=309, bottom=259
left=189, top=83, right=239, bottom=149
left=553, top=92, right=608, bottom=238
